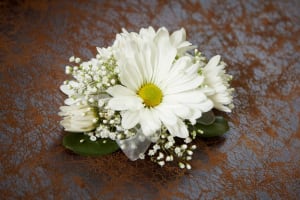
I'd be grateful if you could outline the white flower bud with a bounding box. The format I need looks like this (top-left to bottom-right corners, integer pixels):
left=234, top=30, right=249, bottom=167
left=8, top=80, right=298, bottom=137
left=166, top=156, right=173, bottom=162
left=157, top=152, right=164, bottom=160
left=181, top=144, right=187, bottom=150
left=179, top=162, right=185, bottom=169
left=69, top=56, right=75, bottom=62
left=148, top=149, right=155, bottom=156
left=187, top=150, right=193, bottom=156
left=184, top=137, right=192, bottom=143
left=75, top=57, right=81, bottom=63
left=59, top=105, right=99, bottom=132
left=158, top=161, right=165, bottom=167
left=186, top=163, right=192, bottom=170
left=110, top=79, right=116, bottom=85
left=174, top=147, right=181, bottom=154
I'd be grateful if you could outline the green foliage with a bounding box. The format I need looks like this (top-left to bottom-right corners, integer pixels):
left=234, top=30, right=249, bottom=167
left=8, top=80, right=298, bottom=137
left=63, top=133, right=119, bottom=156
left=196, top=116, right=230, bottom=137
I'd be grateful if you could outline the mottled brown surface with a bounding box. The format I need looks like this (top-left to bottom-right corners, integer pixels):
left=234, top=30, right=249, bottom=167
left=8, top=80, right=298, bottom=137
left=1, top=0, right=300, bottom=199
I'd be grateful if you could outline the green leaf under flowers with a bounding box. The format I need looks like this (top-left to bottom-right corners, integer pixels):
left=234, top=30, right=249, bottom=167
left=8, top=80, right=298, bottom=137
left=63, top=132, right=119, bottom=156
left=197, top=111, right=216, bottom=125
left=195, top=116, right=230, bottom=138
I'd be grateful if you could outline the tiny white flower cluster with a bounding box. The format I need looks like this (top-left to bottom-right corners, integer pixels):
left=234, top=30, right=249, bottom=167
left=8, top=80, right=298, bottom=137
left=59, top=27, right=234, bottom=169
left=145, top=127, right=197, bottom=169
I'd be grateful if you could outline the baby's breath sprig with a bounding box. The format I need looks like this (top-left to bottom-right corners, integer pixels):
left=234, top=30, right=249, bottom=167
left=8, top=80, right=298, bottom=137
left=147, top=126, right=197, bottom=169
left=62, top=54, right=119, bottom=107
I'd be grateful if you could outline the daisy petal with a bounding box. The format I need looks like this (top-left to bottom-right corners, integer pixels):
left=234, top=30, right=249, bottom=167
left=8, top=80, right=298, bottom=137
left=205, top=55, right=221, bottom=69
left=170, top=28, right=185, bottom=46
left=153, top=28, right=177, bottom=83
left=164, top=90, right=207, bottom=104
left=165, top=119, right=189, bottom=138
left=108, top=96, right=143, bottom=111
left=156, top=105, right=178, bottom=126
left=139, top=109, right=161, bottom=137
left=60, top=85, right=74, bottom=96
left=107, top=85, right=136, bottom=97
left=121, top=110, right=140, bottom=129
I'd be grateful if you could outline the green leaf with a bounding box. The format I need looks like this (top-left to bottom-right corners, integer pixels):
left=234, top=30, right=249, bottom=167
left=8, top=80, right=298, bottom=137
left=197, top=111, right=216, bottom=125
left=195, top=116, right=230, bottom=138
left=63, top=133, right=119, bottom=156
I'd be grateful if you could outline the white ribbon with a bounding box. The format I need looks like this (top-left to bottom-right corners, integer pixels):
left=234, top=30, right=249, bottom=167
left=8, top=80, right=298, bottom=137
left=116, top=130, right=152, bottom=161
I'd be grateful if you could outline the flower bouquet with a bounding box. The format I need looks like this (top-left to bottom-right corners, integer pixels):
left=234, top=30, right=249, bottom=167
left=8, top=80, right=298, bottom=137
left=59, top=27, right=234, bottom=169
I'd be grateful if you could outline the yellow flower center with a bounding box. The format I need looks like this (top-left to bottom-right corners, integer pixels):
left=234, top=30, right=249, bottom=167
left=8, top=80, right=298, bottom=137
left=138, top=83, right=163, bottom=107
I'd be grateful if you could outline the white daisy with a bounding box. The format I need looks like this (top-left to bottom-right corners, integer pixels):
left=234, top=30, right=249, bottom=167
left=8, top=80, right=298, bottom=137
left=107, top=27, right=213, bottom=138
left=202, top=55, right=234, bottom=112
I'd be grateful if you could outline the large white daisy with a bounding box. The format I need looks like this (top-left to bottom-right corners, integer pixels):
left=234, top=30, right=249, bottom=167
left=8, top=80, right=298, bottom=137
left=107, top=27, right=213, bottom=138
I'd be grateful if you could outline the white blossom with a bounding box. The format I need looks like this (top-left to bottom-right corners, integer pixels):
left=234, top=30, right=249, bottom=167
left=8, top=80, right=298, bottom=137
left=59, top=104, right=98, bottom=132
left=107, top=27, right=213, bottom=139
left=202, top=55, right=234, bottom=112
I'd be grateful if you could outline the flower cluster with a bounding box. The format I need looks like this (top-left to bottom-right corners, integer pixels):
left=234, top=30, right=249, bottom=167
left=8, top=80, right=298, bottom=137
left=59, top=27, right=234, bottom=169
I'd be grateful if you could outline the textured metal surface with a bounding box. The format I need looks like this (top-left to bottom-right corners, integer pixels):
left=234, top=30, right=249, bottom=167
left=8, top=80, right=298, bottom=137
left=1, top=0, right=300, bottom=199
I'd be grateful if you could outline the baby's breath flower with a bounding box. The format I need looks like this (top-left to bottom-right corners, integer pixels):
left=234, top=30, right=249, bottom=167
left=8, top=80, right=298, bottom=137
left=75, top=57, right=81, bottom=63
left=186, top=163, right=192, bottom=170
left=69, top=56, right=75, bottom=62
left=158, top=161, right=165, bottom=167
left=179, top=162, right=185, bottom=169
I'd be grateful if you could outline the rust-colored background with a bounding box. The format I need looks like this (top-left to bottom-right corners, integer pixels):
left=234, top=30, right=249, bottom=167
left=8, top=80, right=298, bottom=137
left=1, top=0, right=300, bottom=199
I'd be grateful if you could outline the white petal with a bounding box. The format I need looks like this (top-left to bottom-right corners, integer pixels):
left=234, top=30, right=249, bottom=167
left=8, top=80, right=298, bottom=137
left=139, top=26, right=156, bottom=40
left=185, top=63, right=201, bottom=75
left=139, top=109, right=161, bottom=137
left=107, top=85, right=136, bottom=97
left=108, top=96, right=143, bottom=111
left=118, top=58, right=142, bottom=91
left=140, top=42, right=155, bottom=82
left=200, top=86, right=215, bottom=96
left=160, top=56, right=195, bottom=90
left=115, top=40, right=145, bottom=90
left=121, top=111, right=140, bottom=129
left=163, top=90, right=206, bottom=104
left=164, top=75, right=203, bottom=95
left=153, top=28, right=177, bottom=83
left=161, top=104, right=192, bottom=119
left=190, top=99, right=214, bottom=113
left=155, top=105, right=178, bottom=126
left=165, top=119, right=189, bottom=138
left=177, top=43, right=196, bottom=56
left=64, top=98, right=79, bottom=105
left=170, top=28, right=186, bottom=46
left=205, top=55, right=221, bottom=69
left=132, top=41, right=154, bottom=83
left=214, top=103, right=232, bottom=112
left=60, top=85, right=74, bottom=96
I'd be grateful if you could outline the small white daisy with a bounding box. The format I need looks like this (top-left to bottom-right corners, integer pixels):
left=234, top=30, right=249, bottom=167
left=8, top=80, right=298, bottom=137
left=202, top=55, right=234, bottom=112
